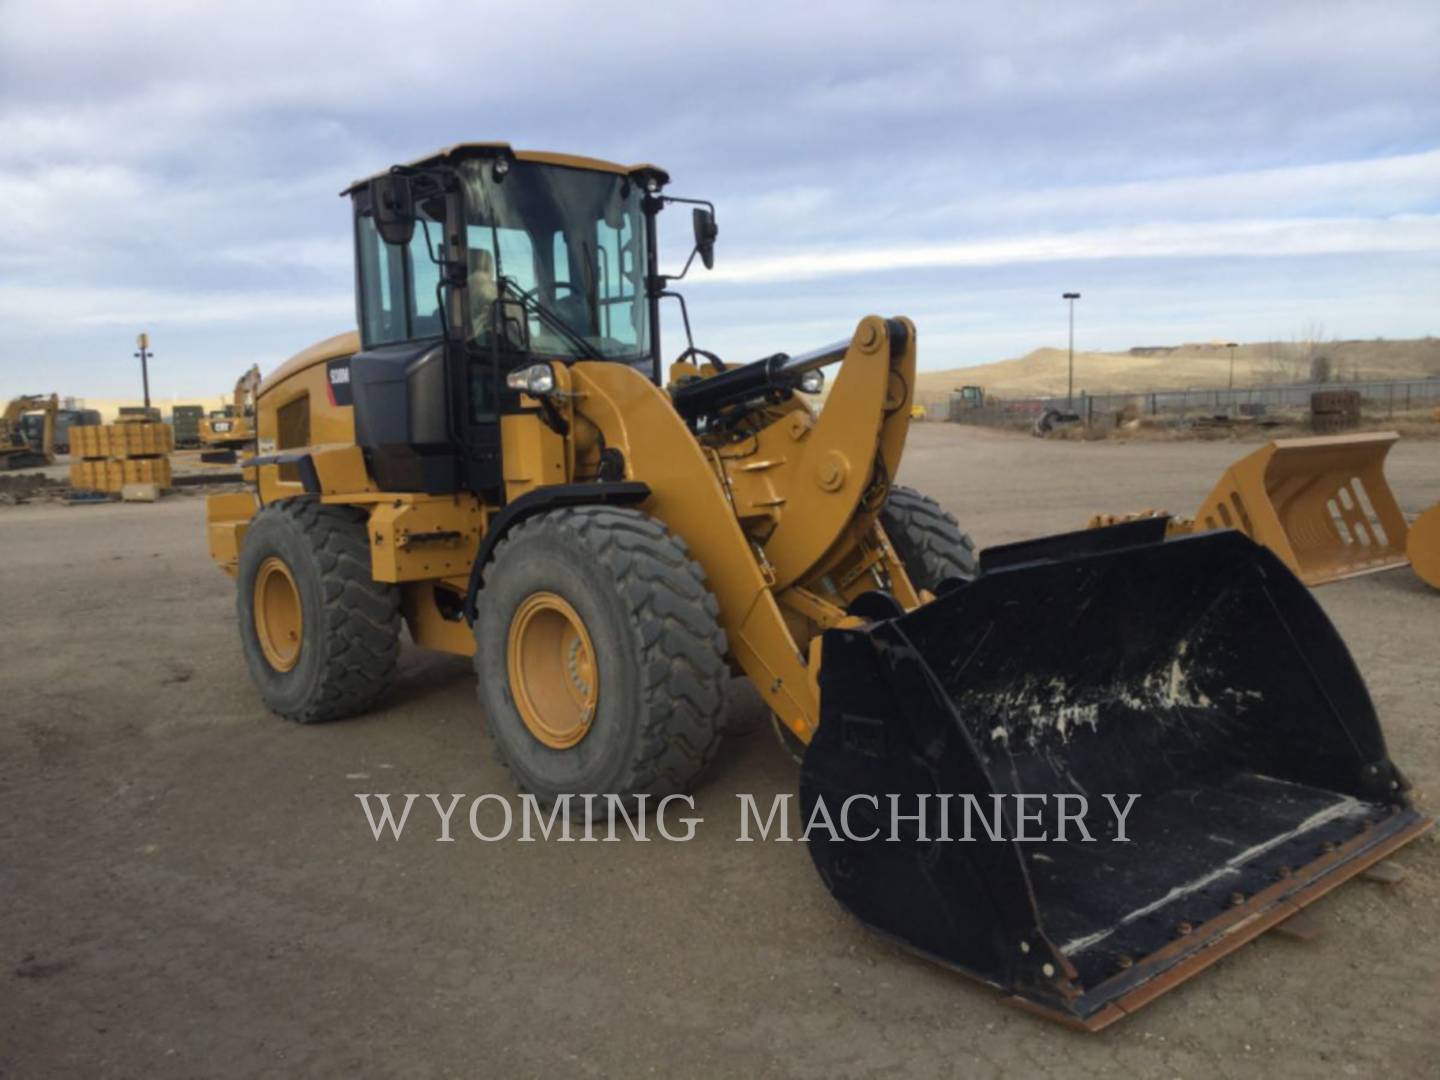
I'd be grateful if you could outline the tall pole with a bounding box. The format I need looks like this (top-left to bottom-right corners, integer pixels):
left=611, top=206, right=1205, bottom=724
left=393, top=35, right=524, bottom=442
left=134, top=332, right=152, bottom=410
left=1062, top=292, right=1080, bottom=405
left=1226, top=342, right=1238, bottom=391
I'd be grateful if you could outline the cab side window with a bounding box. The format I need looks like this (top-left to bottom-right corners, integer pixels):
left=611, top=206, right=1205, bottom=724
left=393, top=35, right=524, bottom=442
left=408, top=219, right=443, bottom=338
left=357, top=214, right=402, bottom=345
left=595, top=214, right=642, bottom=349
left=356, top=210, right=445, bottom=346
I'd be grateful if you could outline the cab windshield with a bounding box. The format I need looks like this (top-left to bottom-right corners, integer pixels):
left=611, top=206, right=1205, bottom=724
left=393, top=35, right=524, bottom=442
left=461, top=160, right=650, bottom=363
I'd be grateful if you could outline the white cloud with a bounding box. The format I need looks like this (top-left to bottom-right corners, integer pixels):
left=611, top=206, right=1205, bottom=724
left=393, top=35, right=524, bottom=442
left=2, top=0, right=1438, bottom=398
left=0, top=284, right=351, bottom=328
left=708, top=214, right=1440, bottom=283
left=957, top=149, right=1440, bottom=225
left=218, top=239, right=353, bottom=272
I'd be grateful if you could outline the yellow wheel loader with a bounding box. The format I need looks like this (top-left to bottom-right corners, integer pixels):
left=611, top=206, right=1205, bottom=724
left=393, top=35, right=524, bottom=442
left=206, top=144, right=1430, bottom=1030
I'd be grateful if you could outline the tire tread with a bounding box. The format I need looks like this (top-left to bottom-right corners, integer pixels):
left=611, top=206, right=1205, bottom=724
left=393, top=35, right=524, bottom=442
left=880, top=485, right=978, bottom=590
left=479, top=506, right=728, bottom=797
left=246, top=499, right=401, bottom=723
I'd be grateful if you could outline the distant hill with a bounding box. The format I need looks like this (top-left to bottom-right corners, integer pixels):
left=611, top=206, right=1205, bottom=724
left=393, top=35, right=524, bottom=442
left=63, top=337, right=1440, bottom=419
left=914, top=338, right=1440, bottom=408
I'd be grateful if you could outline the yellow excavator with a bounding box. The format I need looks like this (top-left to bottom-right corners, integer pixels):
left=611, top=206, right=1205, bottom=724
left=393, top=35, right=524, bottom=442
left=205, top=145, right=1430, bottom=1030
left=1, top=394, right=58, bottom=470
left=199, top=365, right=261, bottom=462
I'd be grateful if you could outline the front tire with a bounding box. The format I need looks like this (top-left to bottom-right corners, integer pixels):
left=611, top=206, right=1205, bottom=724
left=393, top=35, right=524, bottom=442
left=880, top=485, right=978, bottom=590
left=237, top=500, right=401, bottom=723
left=473, top=506, right=728, bottom=804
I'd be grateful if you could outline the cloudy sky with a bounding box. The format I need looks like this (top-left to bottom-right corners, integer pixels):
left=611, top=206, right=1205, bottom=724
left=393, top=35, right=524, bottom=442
left=2, top=0, right=1438, bottom=401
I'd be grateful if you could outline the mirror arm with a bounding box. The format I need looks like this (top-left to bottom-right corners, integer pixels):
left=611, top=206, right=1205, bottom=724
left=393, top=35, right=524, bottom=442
left=662, top=195, right=716, bottom=215
left=667, top=245, right=702, bottom=285
left=651, top=194, right=717, bottom=283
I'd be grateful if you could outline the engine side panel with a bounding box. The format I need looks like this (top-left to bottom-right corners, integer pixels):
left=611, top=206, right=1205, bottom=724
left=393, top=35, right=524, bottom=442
left=255, top=339, right=361, bottom=505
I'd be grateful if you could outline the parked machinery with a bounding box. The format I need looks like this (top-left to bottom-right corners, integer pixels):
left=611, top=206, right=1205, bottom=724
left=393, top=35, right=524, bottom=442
left=171, top=404, right=207, bottom=449
left=1089, top=433, right=1417, bottom=586
left=1409, top=504, right=1440, bottom=589
left=205, top=144, right=1430, bottom=1029
left=0, top=394, right=58, bottom=469
left=199, top=366, right=261, bottom=462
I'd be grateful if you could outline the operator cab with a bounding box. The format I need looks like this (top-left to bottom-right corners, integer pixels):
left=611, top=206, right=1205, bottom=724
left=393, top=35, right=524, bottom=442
left=342, top=144, right=713, bottom=499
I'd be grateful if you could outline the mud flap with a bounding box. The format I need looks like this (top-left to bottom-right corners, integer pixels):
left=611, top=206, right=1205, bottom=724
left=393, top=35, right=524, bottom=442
left=801, top=522, right=1431, bottom=1029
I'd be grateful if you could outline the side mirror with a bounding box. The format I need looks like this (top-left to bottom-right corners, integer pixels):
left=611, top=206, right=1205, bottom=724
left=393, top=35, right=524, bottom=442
left=692, top=207, right=718, bottom=270
left=371, top=175, right=416, bottom=247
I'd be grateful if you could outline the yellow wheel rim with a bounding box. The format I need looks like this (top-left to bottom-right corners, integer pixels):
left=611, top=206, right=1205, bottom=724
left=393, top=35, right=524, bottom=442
left=254, top=556, right=303, bottom=672
left=506, top=591, right=598, bottom=749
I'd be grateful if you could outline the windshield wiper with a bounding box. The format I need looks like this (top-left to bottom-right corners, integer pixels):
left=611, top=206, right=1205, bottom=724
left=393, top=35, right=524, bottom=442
left=497, top=276, right=610, bottom=361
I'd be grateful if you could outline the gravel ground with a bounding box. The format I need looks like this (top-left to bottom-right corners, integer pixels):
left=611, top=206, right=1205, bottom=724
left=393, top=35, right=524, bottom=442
left=2, top=423, right=1437, bottom=1078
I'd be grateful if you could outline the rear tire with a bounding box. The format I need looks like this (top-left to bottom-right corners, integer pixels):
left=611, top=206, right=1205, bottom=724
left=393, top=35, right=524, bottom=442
left=473, top=506, right=728, bottom=804
left=237, top=499, right=400, bottom=723
left=880, top=485, right=978, bottom=590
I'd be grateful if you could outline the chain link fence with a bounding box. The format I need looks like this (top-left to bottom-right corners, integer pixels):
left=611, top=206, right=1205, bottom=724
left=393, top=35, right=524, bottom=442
left=943, top=377, right=1440, bottom=429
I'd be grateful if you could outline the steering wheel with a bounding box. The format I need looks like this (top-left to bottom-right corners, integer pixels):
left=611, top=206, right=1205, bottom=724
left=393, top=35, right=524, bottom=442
left=673, top=346, right=727, bottom=372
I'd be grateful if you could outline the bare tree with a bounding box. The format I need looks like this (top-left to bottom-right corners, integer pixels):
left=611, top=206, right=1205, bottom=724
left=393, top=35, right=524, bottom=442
left=1261, top=339, right=1303, bottom=384
left=1268, top=321, right=1333, bottom=384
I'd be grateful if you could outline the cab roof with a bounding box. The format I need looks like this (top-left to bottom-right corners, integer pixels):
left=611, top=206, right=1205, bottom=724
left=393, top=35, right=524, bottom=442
left=343, top=143, right=669, bottom=195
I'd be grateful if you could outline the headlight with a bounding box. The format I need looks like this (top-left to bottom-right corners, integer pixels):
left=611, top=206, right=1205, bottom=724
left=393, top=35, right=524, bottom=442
left=798, top=370, right=825, bottom=395
left=506, top=363, right=556, bottom=396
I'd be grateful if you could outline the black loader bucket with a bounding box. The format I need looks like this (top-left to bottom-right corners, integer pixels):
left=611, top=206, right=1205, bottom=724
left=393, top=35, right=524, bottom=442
left=801, top=520, right=1431, bottom=1030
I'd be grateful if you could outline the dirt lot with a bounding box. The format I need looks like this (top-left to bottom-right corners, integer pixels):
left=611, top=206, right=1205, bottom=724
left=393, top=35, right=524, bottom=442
left=3, top=424, right=1438, bottom=1078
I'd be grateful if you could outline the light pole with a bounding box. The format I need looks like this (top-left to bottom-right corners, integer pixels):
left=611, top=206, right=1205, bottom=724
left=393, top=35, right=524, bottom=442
left=134, top=332, right=153, bottom=410
left=1226, top=342, right=1239, bottom=391
left=1062, top=293, right=1081, bottom=405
